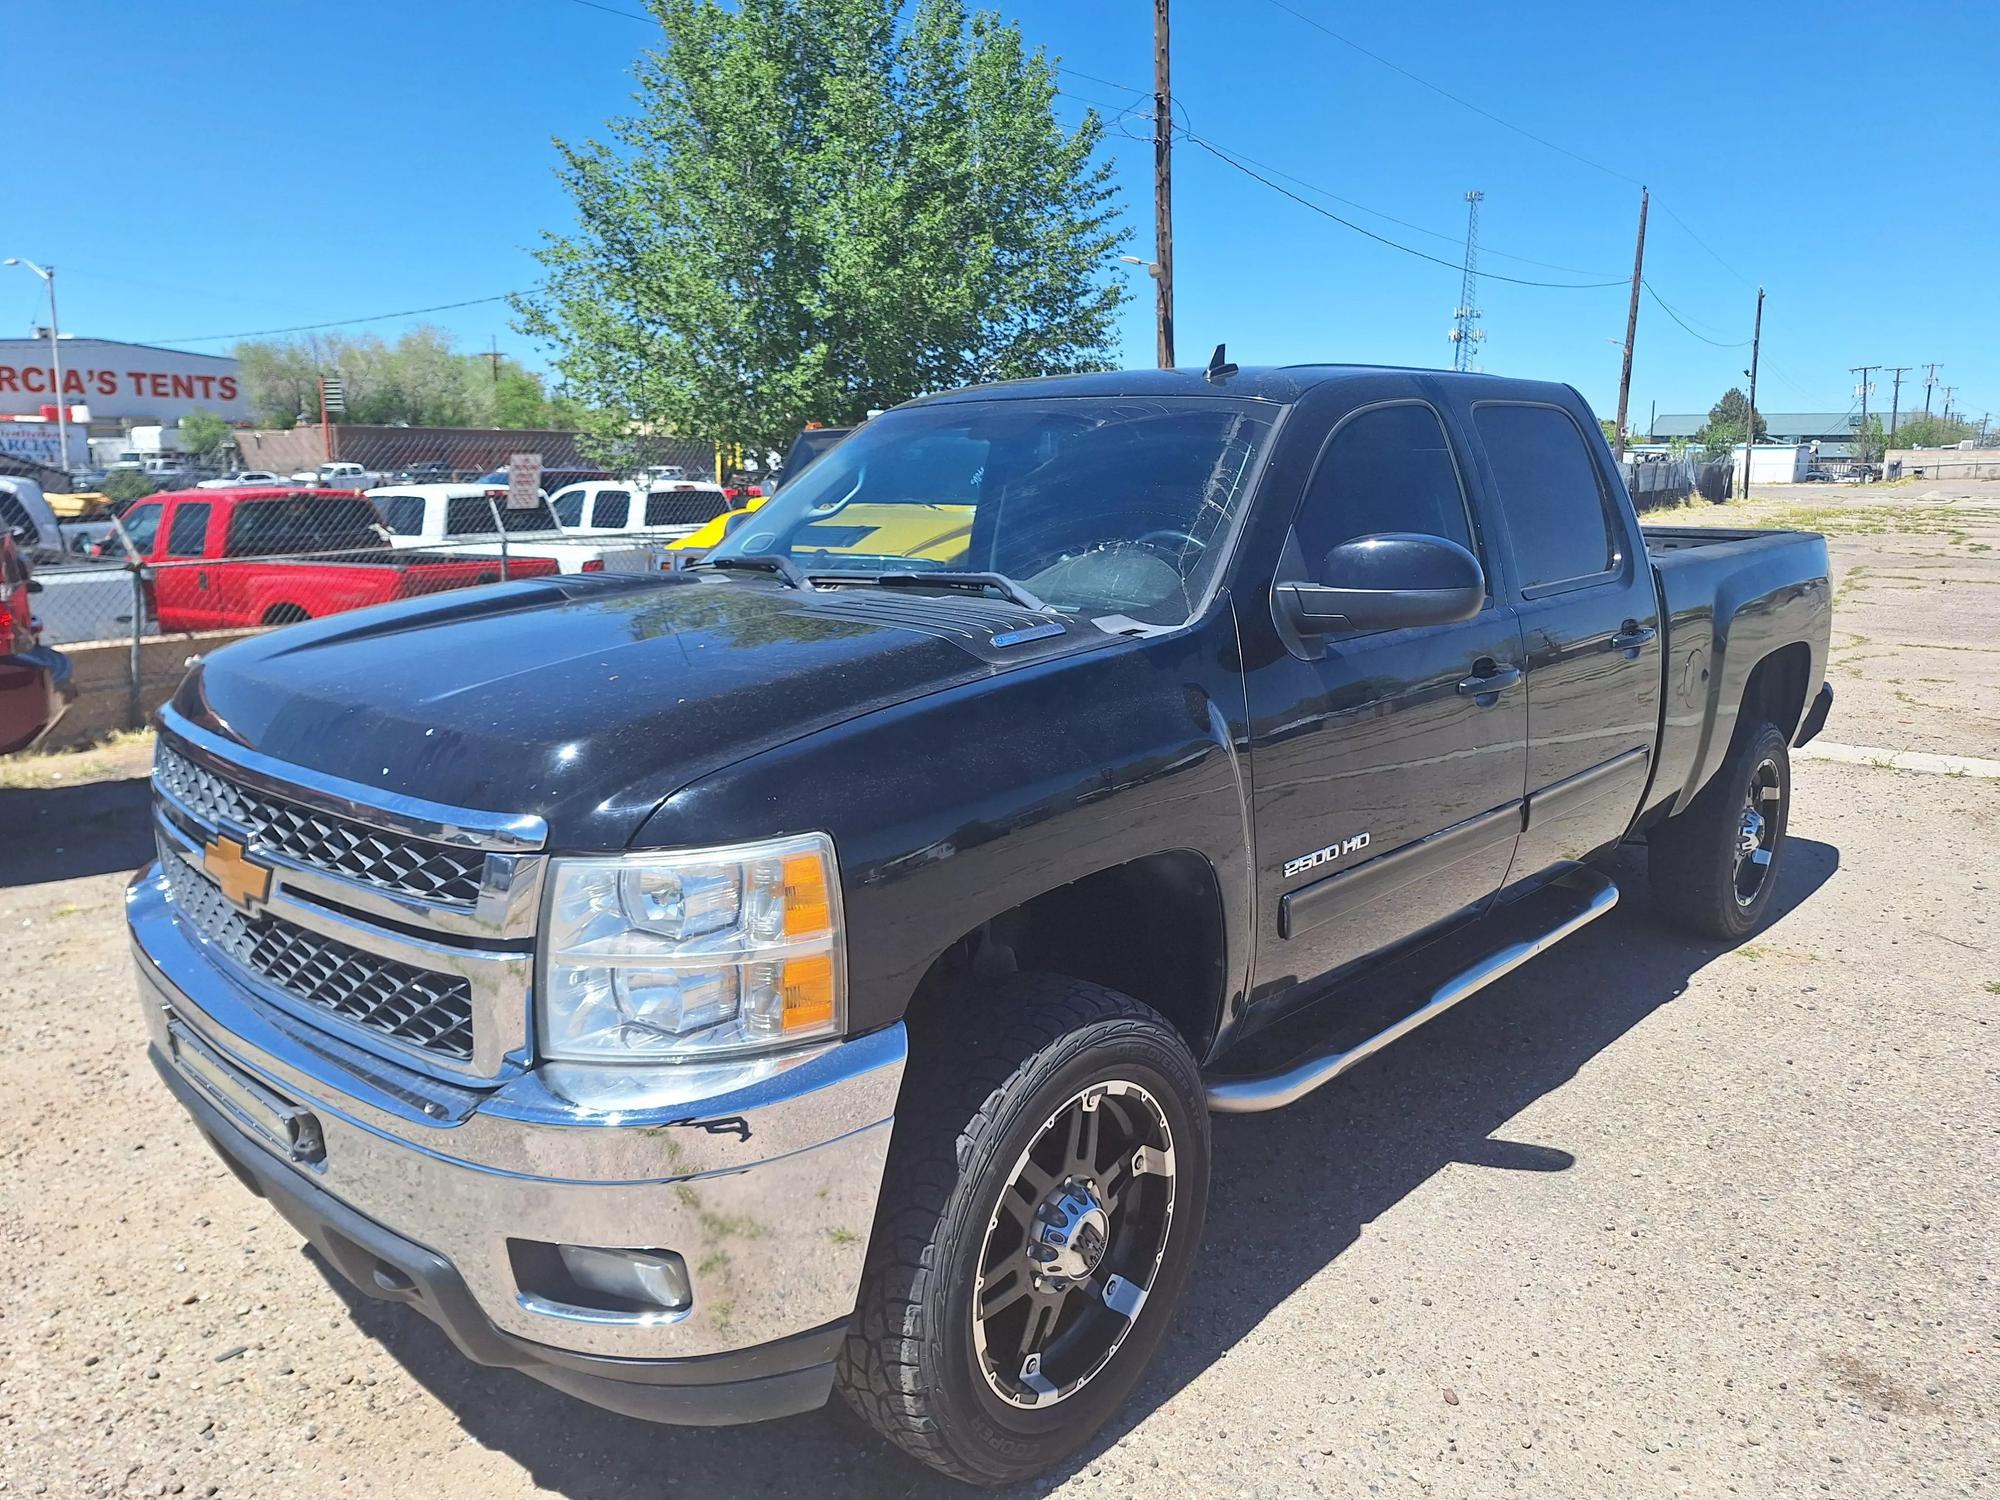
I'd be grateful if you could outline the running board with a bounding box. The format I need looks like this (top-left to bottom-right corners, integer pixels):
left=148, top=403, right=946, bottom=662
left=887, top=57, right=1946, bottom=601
left=1204, top=868, right=1620, bottom=1114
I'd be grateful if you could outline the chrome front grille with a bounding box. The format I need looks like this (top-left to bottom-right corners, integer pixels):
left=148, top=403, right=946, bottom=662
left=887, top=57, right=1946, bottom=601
left=162, top=850, right=476, bottom=1061
left=156, top=743, right=486, bottom=907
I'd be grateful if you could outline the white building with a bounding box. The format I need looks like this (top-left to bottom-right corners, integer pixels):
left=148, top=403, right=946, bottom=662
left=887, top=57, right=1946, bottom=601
left=0, top=337, right=245, bottom=471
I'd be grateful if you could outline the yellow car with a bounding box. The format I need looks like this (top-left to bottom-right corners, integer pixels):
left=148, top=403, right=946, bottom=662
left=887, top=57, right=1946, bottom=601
left=671, top=501, right=972, bottom=565
left=667, top=495, right=766, bottom=551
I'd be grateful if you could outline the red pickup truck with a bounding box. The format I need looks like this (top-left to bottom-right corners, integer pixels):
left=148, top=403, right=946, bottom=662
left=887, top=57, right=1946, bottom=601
left=109, top=488, right=559, bottom=632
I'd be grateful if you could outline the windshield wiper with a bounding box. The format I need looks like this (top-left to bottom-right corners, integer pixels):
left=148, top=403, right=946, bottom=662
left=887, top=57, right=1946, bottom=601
left=692, top=554, right=813, bottom=590
left=823, top=570, right=1051, bottom=613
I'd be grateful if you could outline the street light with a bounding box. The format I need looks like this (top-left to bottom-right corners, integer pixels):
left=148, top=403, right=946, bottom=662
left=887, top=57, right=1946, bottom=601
left=3, top=257, right=69, bottom=479
left=1119, top=254, right=1163, bottom=279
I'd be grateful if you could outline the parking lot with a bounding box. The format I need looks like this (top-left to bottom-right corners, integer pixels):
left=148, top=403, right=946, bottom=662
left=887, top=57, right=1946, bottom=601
left=0, top=480, right=1992, bottom=1499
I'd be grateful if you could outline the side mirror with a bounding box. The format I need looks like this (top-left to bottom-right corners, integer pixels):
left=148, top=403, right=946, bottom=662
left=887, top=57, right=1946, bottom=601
left=1276, top=532, right=1485, bottom=636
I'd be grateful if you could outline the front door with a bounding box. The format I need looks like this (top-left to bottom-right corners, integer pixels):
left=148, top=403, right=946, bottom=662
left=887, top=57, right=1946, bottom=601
left=1249, top=400, right=1528, bottom=996
left=1467, top=401, right=1663, bottom=878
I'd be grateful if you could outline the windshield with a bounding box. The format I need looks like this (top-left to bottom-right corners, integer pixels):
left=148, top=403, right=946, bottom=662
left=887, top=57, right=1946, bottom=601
left=709, top=396, right=1278, bottom=624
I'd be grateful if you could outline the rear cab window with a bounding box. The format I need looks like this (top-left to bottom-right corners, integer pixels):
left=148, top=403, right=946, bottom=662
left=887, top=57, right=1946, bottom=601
left=1472, top=403, right=1624, bottom=594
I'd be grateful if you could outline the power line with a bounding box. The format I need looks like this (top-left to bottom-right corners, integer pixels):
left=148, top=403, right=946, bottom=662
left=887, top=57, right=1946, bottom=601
left=1180, top=137, right=1615, bottom=277
left=138, top=295, right=517, bottom=345
left=1642, top=281, right=1752, bottom=348
left=1186, top=136, right=1625, bottom=289
left=1655, top=200, right=1755, bottom=289
left=1254, top=0, right=1643, bottom=187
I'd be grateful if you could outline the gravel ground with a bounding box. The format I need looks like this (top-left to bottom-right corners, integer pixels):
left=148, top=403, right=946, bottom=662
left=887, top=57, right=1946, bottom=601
left=0, top=484, right=1993, bottom=1498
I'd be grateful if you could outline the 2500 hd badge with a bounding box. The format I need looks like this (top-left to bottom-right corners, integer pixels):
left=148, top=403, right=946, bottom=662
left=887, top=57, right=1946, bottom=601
left=1284, top=831, right=1372, bottom=879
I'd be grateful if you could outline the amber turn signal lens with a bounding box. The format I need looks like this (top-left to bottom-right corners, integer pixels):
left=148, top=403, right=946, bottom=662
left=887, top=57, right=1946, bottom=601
left=781, top=853, right=832, bottom=937
left=780, top=954, right=836, bottom=1031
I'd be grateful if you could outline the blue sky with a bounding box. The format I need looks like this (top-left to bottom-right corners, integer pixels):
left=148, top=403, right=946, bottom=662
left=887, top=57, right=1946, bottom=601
left=11, top=0, right=1997, bottom=425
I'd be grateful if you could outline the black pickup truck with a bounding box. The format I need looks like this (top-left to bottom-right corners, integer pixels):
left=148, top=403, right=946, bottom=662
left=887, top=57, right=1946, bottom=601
left=128, top=365, right=1831, bottom=1485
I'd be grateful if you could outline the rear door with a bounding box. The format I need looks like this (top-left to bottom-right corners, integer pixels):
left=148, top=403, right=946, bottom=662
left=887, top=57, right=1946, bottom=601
left=1468, top=400, right=1662, bottom=879
left=1248, top=398, right=1528, bottom=988
left=587, top=486, right=633, bottom=533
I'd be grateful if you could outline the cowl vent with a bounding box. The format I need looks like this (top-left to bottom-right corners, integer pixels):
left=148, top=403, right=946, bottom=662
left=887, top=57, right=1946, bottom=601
left=795, top=589, right=1083, bottom=663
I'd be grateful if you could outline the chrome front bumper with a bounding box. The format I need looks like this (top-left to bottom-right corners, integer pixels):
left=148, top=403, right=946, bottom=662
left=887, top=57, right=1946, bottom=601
left=128, top=864, right=905, bottom=1370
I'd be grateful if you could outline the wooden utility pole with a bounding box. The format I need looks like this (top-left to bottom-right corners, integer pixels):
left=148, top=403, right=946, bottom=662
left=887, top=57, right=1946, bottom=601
left=1742, top=287, right=1764, bottom=495
left=1152, top=0, right=1175, bottom=369
left=1613, top=186, right=1648, bottom=460
left=1886, top=366, right=1911, bottom=445
left=1851, top=365, right=1879, bottom=478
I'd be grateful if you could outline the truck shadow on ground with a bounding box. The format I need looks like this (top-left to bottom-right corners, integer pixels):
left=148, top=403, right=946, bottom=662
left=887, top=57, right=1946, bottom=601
left=0, top=776, right=155, bottom=887
left=315, top=838, right=1839, bottom=1498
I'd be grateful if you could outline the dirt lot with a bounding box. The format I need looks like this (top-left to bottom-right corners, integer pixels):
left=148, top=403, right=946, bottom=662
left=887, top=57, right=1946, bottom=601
left=1, top=482, right=1993, bottom=1498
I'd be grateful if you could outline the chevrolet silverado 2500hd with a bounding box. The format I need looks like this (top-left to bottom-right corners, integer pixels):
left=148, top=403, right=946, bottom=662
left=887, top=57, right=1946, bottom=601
left=128, top=365, right=1832, bottom=1485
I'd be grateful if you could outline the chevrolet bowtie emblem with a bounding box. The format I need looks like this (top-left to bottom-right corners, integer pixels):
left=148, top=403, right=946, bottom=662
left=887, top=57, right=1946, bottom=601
left=202, top=833, right=273, bottom=912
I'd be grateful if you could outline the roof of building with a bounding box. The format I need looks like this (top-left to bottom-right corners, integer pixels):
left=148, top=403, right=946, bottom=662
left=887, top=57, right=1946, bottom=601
left=0, top=336, right=236, bottom=365
left=1651, top=411, right=1861, bottom=438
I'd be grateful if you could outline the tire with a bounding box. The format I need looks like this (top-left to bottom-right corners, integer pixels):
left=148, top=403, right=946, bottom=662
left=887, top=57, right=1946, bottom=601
left=838, top=974, right=1210, bottom=1487
left=262, top=603, right=311, bottom=626
left=1648, top=718, right=1792, bottom=940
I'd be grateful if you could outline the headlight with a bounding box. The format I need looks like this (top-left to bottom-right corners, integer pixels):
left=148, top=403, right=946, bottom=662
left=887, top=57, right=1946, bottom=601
left=539, top=833, right=845, bottom=1062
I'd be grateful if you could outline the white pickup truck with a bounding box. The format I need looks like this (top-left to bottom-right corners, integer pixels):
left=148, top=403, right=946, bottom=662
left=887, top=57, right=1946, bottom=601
left=290, top=462, right=385, bottom=491
left=547, top=479, right=731, bottom=536
left=366, top=482, right=695, bottom=573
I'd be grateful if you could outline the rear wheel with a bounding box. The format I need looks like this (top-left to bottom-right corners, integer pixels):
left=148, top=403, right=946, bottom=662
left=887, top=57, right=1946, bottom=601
left=261, top=603, right=311, bottom=626
left=1648, top=719, right=1791, bottom=940
left=838, top=974, right=1209, bottom=1486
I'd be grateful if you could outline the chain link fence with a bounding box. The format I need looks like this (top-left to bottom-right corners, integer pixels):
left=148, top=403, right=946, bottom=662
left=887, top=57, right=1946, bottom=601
left=25, top=429, right=767, bottom=748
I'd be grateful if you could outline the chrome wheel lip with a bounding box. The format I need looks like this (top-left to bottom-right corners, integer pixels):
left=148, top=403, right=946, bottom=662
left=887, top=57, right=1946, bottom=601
left=971, top=1078, right=1176, bottom=1412
left=1733, top=755, right=1783, bottom=907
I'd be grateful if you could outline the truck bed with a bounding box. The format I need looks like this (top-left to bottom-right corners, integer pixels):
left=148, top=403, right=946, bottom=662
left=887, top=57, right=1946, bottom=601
left=1641, top=524, right=1832, bottom=818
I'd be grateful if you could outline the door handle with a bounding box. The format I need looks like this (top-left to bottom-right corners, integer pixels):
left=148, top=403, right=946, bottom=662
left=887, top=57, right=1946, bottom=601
left=1457, top=663, right=1523, bottom=697
left=1612, top=622, right=1657, bottom=653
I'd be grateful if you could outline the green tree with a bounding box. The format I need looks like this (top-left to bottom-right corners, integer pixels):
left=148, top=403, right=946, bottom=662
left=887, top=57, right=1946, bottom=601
left=516, top=0, right=1129, bottom=460
left=1886, top=413, right=1975, bottom=449
left=1854, top=414, right=1887, bottom=463
left=1696, top=387, right=1769, bottom=454
left=235, top=327, right=573, bottom=429
left=178, top=407, right=229, bottom=458
left=98, top=469, right=155, bottom=504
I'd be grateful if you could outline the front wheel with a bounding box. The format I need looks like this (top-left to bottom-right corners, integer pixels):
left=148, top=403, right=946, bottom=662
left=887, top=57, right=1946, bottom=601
left=1648, top=718, right=1792, bottom=940
left=838, top=974, right=1210, bottom=1486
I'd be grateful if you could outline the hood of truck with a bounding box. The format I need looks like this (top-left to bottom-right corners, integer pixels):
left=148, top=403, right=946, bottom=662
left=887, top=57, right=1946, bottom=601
left=169, top=571, right=1106, bottom=847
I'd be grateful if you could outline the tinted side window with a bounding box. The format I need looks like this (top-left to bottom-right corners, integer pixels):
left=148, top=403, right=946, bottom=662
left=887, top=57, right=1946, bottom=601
left=226, top=498, right=379, bottom=556
left=592, top=489, right=631, bottom=529
left=376, top=495, right=425, bottom=536
left=121, top=503, right=164, bottom=555
left=551, top=488, right=586, bottom=528
left=166, top=502, right=211, bottom=557
left=445, top=496, right=500, bottom=536
left=1295, top=403, right=1473, bottom=567
left=1473, top=404, right=1620, bottom=589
